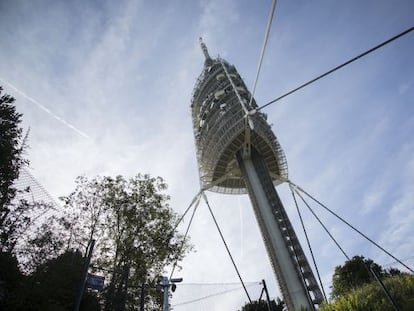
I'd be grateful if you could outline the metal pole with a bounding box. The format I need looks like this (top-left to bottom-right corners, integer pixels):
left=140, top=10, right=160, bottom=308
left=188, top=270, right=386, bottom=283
left=162, top=277, right=169, bottom=311
left=73, top=239, right=95, bottom=311
left=262, top=279, right=273, bottom=311
left=254, top=288, right=265, bottom=311
left=120, top=264, right=130, bottom=311
left=140, top=282, right=146, bottom=311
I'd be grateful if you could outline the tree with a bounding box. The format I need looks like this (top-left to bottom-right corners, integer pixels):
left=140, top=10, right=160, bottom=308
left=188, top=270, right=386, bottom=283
left=320, top=274, right=414, bottom=311
left=3, top=250, right=100, bottom=311
left=325, top=255, right=413, bottom=310
left=0, top=87, right=51, bottom=255
left=0, top=251, right=23, bottom=309
left=0, top=86, right=29, bottom=252
left=241, top=298, right=285, bottom=311
left=60, top=174, right=191, bottom=310
left=331, top=255, right=385, bottom=298
left=0, top=86, right=26, bottom=211
left=17, top=214, right=68, bottom=272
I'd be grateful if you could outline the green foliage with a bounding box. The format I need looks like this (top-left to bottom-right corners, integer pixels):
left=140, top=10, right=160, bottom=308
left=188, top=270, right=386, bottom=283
left=241, top=298, right=285, bottom=311
left=0, top=86, right=25, bottom=210
left=325, top=255, right=413, bottom=310
left=0, top=87, right=52, bottom=255
left=59, top=174, right=191, bottom=310
left=0, top=172, right=190, bottom=310
left=331, top=255, right=385, bottom=298
left=0, top=86, right=31, bottom=252
left=320, top=274, right=414, bottom=311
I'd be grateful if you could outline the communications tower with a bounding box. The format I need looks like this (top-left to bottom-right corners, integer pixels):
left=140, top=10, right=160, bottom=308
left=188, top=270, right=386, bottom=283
left=191, top=39, right=324, bottom=310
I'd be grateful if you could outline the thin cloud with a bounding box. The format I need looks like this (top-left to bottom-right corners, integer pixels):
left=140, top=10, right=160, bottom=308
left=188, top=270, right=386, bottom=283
left=0, top=78, right=91, bottom=140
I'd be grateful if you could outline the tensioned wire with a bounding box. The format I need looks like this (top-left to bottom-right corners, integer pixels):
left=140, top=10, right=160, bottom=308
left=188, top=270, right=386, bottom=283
left=288, top=180, right=414, bottom=274
left=289, top=185, right=327, bottom=302
left=169, top=192, right=202, bottom=279
left=257, top=25, right=414, bottom=111
left=172, top=282, right=261, bottom=308
left=168, top=190, right=253, bottom=304
left=247, top=0, right=278, bottom=109
left=290, top=184, right=401, bottom=310
left=202, top=192, right=253, bottom=303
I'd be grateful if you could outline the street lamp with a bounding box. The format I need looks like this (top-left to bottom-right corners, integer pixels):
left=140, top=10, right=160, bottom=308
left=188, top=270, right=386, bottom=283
left=157, top=276, right=183, bottom=311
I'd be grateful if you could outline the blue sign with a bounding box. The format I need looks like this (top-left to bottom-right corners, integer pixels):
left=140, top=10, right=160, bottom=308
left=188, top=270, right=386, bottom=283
left=86, top=273, right=105, bottom=291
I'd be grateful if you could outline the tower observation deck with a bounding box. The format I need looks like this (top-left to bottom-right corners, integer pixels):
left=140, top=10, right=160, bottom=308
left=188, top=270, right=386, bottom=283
left=191, top=39, right=324, bottom=310
left=191, top=40, right=288, bottom=194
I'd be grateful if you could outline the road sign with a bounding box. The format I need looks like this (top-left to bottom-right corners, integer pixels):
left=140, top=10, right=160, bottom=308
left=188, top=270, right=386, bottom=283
left=86, top=273, right=105, bottom=291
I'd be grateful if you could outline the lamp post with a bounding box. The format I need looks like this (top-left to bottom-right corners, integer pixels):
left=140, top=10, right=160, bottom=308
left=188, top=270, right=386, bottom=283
left=73, top=239, right=95, bottom=311
left=157, top=276, right=183, bottom=311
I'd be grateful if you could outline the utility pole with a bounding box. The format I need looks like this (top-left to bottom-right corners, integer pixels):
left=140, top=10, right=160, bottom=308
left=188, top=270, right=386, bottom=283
left=73, top=239, right=95, bottom=311
left=157, top=276, right=183, bottom=311
left=162, top=277, right=169, bottom=311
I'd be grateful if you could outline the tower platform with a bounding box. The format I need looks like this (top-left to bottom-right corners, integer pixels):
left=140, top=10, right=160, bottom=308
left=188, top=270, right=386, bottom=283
left=191, top=48, right=287, bottom=194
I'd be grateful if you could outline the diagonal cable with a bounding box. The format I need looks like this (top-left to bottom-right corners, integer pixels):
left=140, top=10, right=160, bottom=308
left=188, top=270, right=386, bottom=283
left=172, top=282, right=260, bottom=307
left=289, top=185, right=327, bottom=302
left=289, top=180, right=414, bottom=273
left=248, top=0, right=278, bottom=108
left=172, top=190, right=203, bottom=234
left=170, top=192, right=202, bottom=279
left=202, top=192, right=252, bottom=303
left=293, top=187, right=350, bottom=261
left=258, top=25, right=414, bottom=111
left=292, top=184, right=401, bottom=309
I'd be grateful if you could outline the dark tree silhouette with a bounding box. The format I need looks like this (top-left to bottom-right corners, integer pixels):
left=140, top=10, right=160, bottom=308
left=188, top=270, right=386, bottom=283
left=0, top=86, right=29, bottom=251
left=241, top=298, right=285, bottom=311
left=0, top=87, right=25, bottom=208
left=2, top=250, right=100, bottom=311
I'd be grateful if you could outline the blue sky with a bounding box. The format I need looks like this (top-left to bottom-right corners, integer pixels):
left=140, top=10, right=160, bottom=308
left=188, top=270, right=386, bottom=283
left=1, top=0, right=413, bottom=309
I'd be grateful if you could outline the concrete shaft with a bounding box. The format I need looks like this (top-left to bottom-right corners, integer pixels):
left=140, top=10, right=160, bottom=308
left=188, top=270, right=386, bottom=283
left=237, top=149, right=323, bottom=310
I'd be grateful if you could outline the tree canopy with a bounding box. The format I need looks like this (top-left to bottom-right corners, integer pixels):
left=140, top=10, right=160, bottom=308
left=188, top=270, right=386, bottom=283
left=0, top=86, right=25, bottom=210
left=0, top=86, right=30, bottom=252
left=59, top=174, right=191, bottom=310
left=321, top=274, right=414, bottom=311
left=240, top=298, right=285, bottom=311
left=331, top=255, right=384, bottom=298
left=331, top=255, right=407, bottom=299
left=321, top=255, right=414, bottom=310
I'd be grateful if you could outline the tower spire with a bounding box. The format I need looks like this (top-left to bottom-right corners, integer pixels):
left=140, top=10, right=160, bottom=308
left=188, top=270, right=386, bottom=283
left=199, top=37, right=212, bottom=62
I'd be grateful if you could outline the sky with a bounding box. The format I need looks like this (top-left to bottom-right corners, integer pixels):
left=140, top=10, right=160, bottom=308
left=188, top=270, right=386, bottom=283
left=1, top=0, right=414, bottom=309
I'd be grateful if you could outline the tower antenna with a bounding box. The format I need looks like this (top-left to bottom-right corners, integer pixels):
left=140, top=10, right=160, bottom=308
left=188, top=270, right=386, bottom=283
left=199, top=37, right=212, bottom=61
